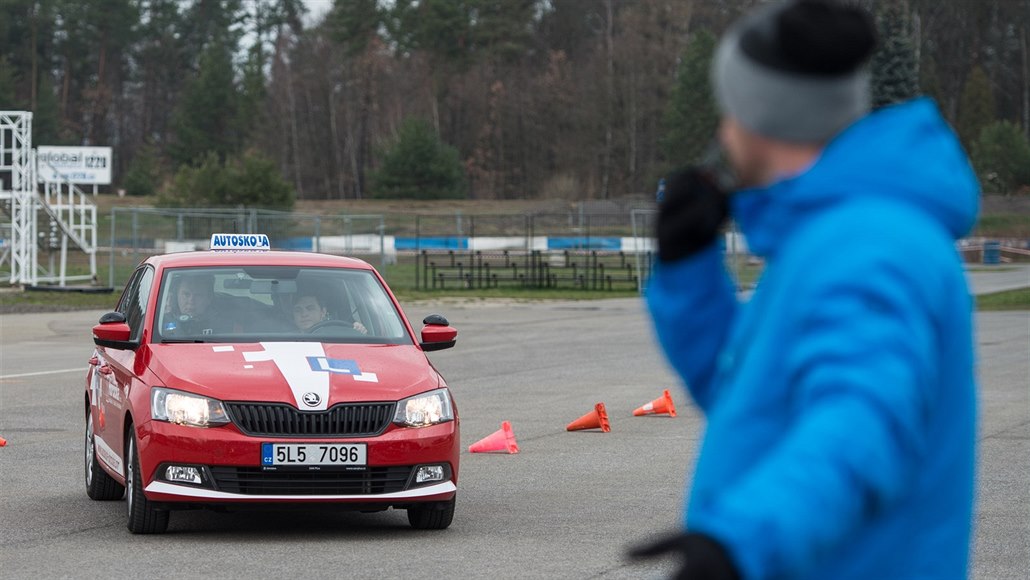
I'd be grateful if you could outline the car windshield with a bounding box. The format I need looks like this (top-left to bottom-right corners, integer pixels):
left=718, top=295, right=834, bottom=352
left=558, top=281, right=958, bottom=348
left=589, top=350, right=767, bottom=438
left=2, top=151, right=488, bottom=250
left=154, top=266, right=411, bottom=344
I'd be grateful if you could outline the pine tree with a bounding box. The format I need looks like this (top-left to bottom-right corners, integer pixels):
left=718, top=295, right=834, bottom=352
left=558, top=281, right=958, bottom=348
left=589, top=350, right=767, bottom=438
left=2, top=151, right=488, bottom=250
left=973, top=121, right=1030, bottom=194
left=389, top=0, right=474, bottom=67
left=162, top=150, right=294, bottom=210
left=169, top=40, right=240, bottom=166
left=122, top=143, right=160, bottom=197
left=660, top=29, right=718, bottom=167
left=919, top=53, right=943, bottom=106
left=468, top=0, right=536, bottom=64
left=372, top=118, right=466, bottom=199
left=231, top=150, right=295, bottom=210
left=957, top=65, right=996, bottom=150
left=236, top=42, right=265, bottom=148
left=328, top=0, right=381, bottom=57
left=32, top=73, right=62, bottom=145
left=134, top=0, right=192, bottom=150
left=0, top=56, right=17, bottom=108
left=871, top=0, right=919, bottom=109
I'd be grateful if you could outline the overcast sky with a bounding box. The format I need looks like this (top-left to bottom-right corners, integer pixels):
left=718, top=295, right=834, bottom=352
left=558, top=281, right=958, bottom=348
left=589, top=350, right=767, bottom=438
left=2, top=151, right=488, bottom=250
left=301, top=0, right=333, bottom=26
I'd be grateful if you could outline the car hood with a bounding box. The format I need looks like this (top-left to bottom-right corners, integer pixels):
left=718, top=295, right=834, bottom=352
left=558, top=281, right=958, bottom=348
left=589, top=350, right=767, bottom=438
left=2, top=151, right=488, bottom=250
left=148, top=342, right=441, bottom=410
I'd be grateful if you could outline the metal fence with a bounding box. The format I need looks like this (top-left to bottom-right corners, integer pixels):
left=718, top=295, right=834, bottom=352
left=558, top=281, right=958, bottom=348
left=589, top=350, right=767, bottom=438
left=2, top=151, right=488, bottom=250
left=89, top=204, right=1030, bottom=296
left=416, top=249, right=651, bottom=291
left=410, top=212, right=656, bottom=292
left=99, top=206, right=663, bottom=293
left=106, top=208, right=386, bottom=288
left=86, top=201, right=709, bottom=295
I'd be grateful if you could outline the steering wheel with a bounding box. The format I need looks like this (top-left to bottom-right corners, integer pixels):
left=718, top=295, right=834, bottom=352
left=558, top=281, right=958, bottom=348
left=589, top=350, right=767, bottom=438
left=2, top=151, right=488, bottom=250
left=171, top=315, right=206, bottom=335
left=306, top=320, right=363, bottom=335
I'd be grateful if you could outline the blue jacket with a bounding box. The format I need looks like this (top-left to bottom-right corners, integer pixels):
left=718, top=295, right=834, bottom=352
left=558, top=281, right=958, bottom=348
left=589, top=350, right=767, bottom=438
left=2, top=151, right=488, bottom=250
left=647, top=98, right=979, bottom=579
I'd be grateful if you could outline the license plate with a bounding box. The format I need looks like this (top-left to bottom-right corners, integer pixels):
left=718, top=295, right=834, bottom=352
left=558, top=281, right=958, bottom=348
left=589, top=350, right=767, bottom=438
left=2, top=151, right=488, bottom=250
left=261, top=443, right=367, bottom=466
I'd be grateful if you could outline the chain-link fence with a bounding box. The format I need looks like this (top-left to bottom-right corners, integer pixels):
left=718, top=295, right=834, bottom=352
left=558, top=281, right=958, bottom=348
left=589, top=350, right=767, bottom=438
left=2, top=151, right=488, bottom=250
left=31, top=201, right=1022, bottom=295
left=98, top=205, right=765, bottom=294
left=100, top=206, right=665, bottom=292
left=106, top=208, right=386, bottom=288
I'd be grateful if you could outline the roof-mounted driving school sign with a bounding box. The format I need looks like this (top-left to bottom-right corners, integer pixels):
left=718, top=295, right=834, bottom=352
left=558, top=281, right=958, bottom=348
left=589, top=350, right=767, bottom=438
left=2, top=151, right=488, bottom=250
left=210, top=233, right=271, bottom=251
left=36, top=146, right=112, bottom=185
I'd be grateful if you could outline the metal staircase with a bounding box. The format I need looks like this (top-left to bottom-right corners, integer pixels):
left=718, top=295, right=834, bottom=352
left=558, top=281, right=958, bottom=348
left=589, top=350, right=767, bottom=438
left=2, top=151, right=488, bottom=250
left=0, top=111, right=97, bottom=286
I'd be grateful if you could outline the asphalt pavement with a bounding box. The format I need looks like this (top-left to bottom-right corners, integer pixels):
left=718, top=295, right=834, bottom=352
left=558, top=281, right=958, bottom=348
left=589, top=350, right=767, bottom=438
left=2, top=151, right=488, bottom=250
left=0, top=271, right=1027, bottom=578
left=965, top=264, right=1030, bottom=295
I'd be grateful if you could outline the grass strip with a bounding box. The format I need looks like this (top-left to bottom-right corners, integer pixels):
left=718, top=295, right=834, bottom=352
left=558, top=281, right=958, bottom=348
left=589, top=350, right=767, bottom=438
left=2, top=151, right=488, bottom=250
left=975, top=287, right=1030, bottom=311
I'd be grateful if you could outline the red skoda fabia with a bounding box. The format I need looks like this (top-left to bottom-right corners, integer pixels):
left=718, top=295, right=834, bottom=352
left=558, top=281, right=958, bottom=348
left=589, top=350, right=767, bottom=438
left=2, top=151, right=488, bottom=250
left=84, top=249, right=460, bottom=533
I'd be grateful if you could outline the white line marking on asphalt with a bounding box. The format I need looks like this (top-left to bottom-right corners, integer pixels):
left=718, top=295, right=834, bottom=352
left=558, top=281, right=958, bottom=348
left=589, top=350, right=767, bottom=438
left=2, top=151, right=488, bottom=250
left=0, top=367, right=82, bottom=379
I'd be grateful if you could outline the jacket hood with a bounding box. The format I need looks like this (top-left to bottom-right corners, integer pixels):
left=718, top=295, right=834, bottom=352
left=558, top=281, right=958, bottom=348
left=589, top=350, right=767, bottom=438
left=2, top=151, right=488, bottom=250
left=149, top=342, right=441, bottom=410
left=732, top=98, right=980, bottom=256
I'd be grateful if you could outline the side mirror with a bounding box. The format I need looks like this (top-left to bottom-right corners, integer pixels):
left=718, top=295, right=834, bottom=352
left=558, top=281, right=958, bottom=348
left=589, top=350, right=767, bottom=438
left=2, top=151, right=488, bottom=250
left=93, top=311, right=138, bottom=350
left=420, top=314, right=457, bottom=352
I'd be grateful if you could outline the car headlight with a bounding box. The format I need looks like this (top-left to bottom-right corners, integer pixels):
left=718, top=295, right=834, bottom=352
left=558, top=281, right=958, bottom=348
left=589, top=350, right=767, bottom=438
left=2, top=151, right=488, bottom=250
left=394, top=389, right=454, bottom=428
left=151, top=387, right=230, bottom=428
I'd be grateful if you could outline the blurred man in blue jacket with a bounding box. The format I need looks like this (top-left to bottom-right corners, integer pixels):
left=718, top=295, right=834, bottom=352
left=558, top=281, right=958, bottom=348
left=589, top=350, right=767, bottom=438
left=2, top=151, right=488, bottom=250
left=631, top=1, right=979, bottom=578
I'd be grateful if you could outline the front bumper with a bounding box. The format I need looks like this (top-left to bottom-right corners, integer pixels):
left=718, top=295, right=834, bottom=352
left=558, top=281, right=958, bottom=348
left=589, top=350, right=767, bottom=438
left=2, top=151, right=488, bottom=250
left=137, top=418, right=459, bottom=505
left=145, top=479, right=456, bottom=502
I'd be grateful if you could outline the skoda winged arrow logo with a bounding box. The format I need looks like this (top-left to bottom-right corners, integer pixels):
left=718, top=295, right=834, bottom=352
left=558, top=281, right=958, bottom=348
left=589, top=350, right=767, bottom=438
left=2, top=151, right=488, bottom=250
left=302, top=392, right=321, bottom=407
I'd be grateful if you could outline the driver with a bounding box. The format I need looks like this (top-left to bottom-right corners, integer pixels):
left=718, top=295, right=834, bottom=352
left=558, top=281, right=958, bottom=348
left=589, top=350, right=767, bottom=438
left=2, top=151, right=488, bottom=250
left=293, top=291, right=367, bottom=334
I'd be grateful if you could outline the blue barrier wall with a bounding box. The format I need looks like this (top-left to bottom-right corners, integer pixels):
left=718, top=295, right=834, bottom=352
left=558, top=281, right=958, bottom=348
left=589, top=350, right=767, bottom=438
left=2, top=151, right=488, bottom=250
left=395, top=237, right=470, bottom=251
left=546, top=237, right=622, bottom=250
left=394, top=237, right=622, bottom=251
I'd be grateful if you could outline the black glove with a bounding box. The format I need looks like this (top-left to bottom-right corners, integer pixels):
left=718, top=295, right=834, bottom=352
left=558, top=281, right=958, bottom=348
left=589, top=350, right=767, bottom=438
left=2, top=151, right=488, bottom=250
left=628, top=531, right=741, bottom=580
left=656, top=167, right=730, bottom=263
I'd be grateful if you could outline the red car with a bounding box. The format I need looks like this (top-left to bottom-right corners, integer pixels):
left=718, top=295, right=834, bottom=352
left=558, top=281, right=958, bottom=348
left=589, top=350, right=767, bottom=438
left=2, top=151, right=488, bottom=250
left=84, top=243, right=460, bottom=533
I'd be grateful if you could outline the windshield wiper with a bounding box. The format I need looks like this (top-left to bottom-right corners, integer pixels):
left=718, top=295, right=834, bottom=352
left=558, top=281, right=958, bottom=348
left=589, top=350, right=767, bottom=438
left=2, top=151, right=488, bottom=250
left=160, top=339, right=209, bottom=344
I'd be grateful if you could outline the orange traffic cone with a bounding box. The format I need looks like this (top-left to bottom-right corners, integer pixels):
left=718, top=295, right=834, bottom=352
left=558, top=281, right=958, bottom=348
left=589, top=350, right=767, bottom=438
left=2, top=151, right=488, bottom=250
left=633, top=389, right=677, bottom=417
left=567, top=402, right=611, bottom=432
left=0, top=436, right=7, bottom=447
left=469, top=421, right=520, bottom=454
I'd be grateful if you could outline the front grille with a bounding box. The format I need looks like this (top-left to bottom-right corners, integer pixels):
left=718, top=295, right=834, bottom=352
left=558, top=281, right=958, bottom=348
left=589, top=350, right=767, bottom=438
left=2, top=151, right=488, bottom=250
left=225, top=402, right=395, bottom=437
left=209, top=466, right=413, bottom=495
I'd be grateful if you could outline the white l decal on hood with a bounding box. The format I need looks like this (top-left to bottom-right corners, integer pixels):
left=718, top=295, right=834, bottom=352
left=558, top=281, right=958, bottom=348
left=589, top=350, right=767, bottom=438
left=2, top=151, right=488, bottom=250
left=244, top=342, right=329, bottom=411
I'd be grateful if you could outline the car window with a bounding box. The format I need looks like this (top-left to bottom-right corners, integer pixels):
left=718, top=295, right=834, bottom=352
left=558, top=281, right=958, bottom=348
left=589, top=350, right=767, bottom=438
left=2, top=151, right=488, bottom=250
left=115, top=268, right=142, bottom=315
left=118, top=266, right=153, bottom=341
left=347, top=272, right=407, bottom=337
left=154, top=266, right=411, bottom=345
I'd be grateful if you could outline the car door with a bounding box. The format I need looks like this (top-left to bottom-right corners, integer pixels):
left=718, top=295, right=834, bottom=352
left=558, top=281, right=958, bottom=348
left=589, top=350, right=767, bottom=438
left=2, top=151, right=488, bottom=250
left=97, top=266, right=154, bottom=467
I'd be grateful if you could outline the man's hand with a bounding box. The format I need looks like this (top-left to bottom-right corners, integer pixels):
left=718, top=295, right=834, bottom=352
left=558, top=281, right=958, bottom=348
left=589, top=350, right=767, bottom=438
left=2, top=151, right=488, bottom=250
left=656, top=168, right=730, bottom=263
left=628, top=531, right=740, bottom=580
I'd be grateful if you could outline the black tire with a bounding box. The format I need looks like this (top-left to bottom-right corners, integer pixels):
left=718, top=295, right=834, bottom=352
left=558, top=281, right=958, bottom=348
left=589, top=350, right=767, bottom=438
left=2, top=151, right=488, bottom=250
left=407, top=496, right=456, bottom=530
left=125, top=429, right=170, bottom=534
left=84, top=411, right=125, bottom=500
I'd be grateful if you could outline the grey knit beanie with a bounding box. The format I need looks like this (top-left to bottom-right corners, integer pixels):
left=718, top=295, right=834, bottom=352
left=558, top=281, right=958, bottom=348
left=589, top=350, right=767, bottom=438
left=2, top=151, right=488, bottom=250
left=713, top=0, right=877, bottom=143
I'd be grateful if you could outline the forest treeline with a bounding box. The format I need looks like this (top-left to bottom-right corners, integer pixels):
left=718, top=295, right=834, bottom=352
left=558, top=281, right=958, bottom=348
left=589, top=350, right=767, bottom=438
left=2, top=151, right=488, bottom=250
left=1, top=0, right=1028, bottom=206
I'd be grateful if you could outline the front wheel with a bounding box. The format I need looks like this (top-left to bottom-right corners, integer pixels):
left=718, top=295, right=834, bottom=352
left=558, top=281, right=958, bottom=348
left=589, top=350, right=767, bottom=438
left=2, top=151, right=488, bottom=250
left=407, top=496, right=455, bottom=530
left=84, top=411, right=124, bottom=500
left=125, top=428, right=169, bottom=534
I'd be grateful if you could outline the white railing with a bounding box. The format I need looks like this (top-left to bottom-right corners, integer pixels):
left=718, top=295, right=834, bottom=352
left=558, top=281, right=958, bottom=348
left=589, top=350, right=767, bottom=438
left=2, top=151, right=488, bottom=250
left=33, top=150, right=98, bottom=285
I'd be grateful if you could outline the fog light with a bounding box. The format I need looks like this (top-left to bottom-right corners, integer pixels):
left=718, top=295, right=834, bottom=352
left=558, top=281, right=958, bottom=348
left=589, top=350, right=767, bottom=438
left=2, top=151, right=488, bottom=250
left=165, top=465, right=203, bottom=485
left=415, top=465, right=445, bottom=484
